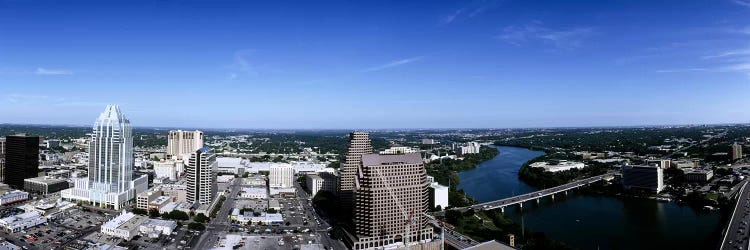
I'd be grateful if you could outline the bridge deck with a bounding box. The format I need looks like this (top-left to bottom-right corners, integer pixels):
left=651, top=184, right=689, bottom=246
left=467, top=173, right=614, bottom=211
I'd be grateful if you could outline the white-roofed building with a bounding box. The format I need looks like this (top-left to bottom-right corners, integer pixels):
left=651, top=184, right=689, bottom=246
left=0, top=211, right=46, bottom=233
left=101, top=211, right=146, bottom=240
left=0, top=190, right=28, bottom=206
left=159, top=202, right=179, bottom=214
left=139, top=218, right=177, bottom=238
left=240, top=187, right=267, bottom=199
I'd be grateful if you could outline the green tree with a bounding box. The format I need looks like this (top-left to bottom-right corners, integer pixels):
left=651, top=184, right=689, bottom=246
left=132, top=208, right=148, bottom=215
left=193, top=213, right=209, bottom=223
left=149, top=209, right=160, bottom=218
left=169, top=210, right=190, bottom=221
left=188, top=222, right=206, bottom=231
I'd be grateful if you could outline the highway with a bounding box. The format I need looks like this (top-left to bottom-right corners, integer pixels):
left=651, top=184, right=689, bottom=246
left=720, top=181, right=750, bottom=250
left=464, top=173, right=614, bottom=211
left=443, top=227, right=478, bottom=249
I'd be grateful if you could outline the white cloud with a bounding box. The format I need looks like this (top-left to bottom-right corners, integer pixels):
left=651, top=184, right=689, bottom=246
left=733, top=0, right=750, bottom=7
left=656, top=68, right=711, bottom=73
left=34, top=67, right=72, bottom=75
left=364, top=57, right=423, bottom=72
left=441, top=0, right=503, bottom=24
left=495, top=21, right=594, bottom=50
left=702, top=49, right=750, bottom=59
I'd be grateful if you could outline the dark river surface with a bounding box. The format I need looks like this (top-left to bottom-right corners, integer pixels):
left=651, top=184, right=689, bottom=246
left=457, top=146, right=722, bottom=250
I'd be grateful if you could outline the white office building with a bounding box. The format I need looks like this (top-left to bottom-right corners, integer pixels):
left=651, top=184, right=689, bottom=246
left=529, top=161, right=586, bottom=173
left=154, top=160, right=183, bottom=181
left=306, top=172, right=338, bottom=197
left=380, top=147, right=419, bottom=155
left=186, top=147, right=217, bottom=205
left=239, top=187, right=267, bottom=199
left=139, top=218, right=177, bottom=238
left=61, top=105, right=148, bottom=210
left=0, top=211, right=46, bottom=233
left=429, top=182, right=449, bottom=210
left=270, top=165, right=294, bottom=188
left=167, top=130, right=204, bottom=160
left=454, top=142, right=481, bottom=155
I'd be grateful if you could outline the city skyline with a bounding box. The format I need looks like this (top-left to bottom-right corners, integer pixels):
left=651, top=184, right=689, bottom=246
left=2, top=1, right=750, bottom=128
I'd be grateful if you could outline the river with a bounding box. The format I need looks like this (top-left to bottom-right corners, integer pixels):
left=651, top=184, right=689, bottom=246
left=457, top=146, right=722, bottom=250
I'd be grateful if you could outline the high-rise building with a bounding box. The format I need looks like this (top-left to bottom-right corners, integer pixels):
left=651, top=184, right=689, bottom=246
left=186, top=147, right=217, bottom=205
left=339, top=132, right=372, bottom=213
left=4, top=134, right=40, bottom=188
left=167, top=130, right=204, bottom=160
left=269, top=165, right=294, bottom=188
left=61, top=105, right=148, bottom=209
left=348, top=153, right=433, bottom=249
left=622, top=165, right=664, bottom=193
left=731, top=142, right=743, bottom=161
left=306, top=172, right=338, bottom=197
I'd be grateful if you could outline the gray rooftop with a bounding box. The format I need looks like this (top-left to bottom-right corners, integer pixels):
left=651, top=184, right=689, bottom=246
left=361, top=153, right=422, bottom=167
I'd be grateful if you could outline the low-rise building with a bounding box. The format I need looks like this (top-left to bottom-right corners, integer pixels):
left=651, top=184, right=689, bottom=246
left=101, top=211, right=146, bottom=240
left=0, top=211, right=46, bottom=233
left=686, top=169, right=714, bottom=183
left=136, top=189, right=162, bottom=210
left=0, top=190, right=28, bottom=206
left=159, top=202, right=179, bottom=214
left=240, top=187, right=267, bottom=199
left=530, top=160, right=586, bottom=172
left=380, top=147, right=419, bottom=155
left=139, top=218, right=177, bottom=238
left=244, top=176, right=266, bottom=186
left=147, top=196, right=172, bottom=210
left=23, top=177, right=69, bottom=194
left=268, top=199, right=281, bottom=211
left=217, top=175, right=235, bottom=183
left=161, top=184, right=187, bottom=203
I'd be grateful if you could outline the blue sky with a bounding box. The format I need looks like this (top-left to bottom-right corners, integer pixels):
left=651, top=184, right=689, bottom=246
left=0, top=0, right=749, bottom=129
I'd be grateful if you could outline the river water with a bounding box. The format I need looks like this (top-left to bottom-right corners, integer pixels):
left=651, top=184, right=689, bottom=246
left=457, top=146, right=722, bottom=250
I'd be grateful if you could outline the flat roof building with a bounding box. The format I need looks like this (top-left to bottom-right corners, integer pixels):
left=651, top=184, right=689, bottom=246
left=622, top=165, right=664, bottom=193
left=24, top=177, right=69, bottom=195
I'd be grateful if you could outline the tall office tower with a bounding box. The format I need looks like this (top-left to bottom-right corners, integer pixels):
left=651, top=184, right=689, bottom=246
left=4, top=134, right=40, bottom=188
left=269, top=165, right=294, bottom=188
left=338, top=132, right=372, bottom=213
left=731, top=142, right=743, bottom=161
left=0, top=137, right=5, bottom=182
left=61, top=105, right=148, bottom=209
left=186, top=147, right=217, bottom=205
left=349, top=153, right=433, bottom=249
left=167, top=130, right=204, bottom=160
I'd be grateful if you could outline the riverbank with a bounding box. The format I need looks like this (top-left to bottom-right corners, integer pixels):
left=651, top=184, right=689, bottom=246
left=455, top=146, right=723, bottom=250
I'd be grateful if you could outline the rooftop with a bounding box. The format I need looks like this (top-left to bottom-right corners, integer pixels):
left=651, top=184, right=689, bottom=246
left=361, top=153, right=422, bottom=167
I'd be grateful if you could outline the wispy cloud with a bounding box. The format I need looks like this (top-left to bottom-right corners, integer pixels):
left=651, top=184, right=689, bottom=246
left=34, top=67, right=72, bottom=75
left=656, top=68, right=711, bottom=73
left=495, top=21, right=594, bottom=50
left=364, top=56, right=423, bottom=72
left=702, top=49, right=750, bottom=59
left=441, top=0, right=503, bottom=24
left=732, top=0, right=750, bottom=7
left=226, top=49, right=259, bottom=80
